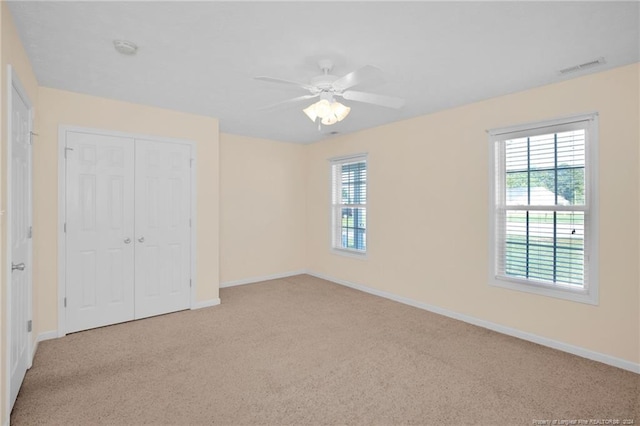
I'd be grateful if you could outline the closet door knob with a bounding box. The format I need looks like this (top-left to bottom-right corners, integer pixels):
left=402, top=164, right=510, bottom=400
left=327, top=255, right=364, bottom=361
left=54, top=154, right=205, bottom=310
left=138, top=236, right=145, bottom=243
left=124, top=238, right=131, bottom=244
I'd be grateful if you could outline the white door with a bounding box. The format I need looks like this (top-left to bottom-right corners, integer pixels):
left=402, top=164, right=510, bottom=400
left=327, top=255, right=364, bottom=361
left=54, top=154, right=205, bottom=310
left=134, top=140, right=191, bottom=319
left=9, top=80, right=32, bottom=409
left=65, top=132, right=135, bottom=333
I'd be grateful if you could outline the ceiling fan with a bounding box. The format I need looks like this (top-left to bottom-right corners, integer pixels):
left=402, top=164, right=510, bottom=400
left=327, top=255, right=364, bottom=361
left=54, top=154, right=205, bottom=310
left=254, top=59, right=405, bottom=126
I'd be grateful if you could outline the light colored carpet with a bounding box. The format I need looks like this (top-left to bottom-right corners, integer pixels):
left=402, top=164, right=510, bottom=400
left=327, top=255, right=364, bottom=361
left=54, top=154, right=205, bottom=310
left=11, top=274, right=639, bottom=425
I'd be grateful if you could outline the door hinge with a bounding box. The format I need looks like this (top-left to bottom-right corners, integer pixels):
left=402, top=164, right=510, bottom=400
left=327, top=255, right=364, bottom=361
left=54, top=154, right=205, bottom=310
left=29, top=131, right=38, bottom=145
left=28, top=226, right=32, bottom=239
left=64, top=147, right=74, bottom=159
left=189, top=218, right=192, bottom=227
left=190, top=279, right=192, bottom=288
left=190, top=158, right=194, bottom=168
left=64, top=297, right=67, bottom=308
left=64, top=223, right=66, bottom=233
left=27, top=320, right=32, bottom=333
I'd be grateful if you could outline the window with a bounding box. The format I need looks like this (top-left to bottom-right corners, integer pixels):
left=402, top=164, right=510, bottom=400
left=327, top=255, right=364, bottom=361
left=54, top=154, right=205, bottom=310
left=489, top=113, right=598, bottom=304
left=331, top=155, right=367, bottom=255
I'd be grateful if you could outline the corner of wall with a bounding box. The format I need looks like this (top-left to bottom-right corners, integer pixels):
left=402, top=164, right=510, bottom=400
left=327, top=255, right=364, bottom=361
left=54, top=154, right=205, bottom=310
left=302, top=141, right=311, bottom=272
left=218, top=133, right=308, bottom=285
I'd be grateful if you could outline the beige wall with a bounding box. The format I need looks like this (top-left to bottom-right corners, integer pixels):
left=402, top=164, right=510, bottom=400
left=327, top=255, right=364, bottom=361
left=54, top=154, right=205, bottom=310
left=220, top=133, right=307, bottom=284
left=306, top=63, right=640, bottom=365
left=1, top=1, right=40, bottom=422
left=35, top=88, right=220, bottom=334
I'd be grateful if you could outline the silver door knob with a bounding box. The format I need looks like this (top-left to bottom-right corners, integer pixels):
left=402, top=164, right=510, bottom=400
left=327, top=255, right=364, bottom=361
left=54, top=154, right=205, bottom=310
left=11, top=262, right=25, bottom=272
left=138, top=237, right=145, bottom=243
left=124, top=238, right=131, bottom=244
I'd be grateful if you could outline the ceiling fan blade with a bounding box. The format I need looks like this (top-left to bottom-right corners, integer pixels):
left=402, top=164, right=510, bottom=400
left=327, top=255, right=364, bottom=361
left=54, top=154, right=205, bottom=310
left=254, top=76, right=315, bottom=91
left=341, top=90, right=405, bottom=109
left=257, top=94, right=319, bottom=110
left=332, top=65, right=384, bottom=91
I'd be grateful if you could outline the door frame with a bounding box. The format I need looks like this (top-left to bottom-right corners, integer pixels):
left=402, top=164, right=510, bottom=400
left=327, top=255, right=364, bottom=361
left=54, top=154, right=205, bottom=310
left=5, top=65, right=34, bottom=415
left=57, top=126, right=198, bottom=336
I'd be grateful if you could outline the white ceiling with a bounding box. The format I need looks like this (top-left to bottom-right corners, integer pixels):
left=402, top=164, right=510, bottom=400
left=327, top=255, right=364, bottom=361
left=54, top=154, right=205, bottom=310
left=8, top=1, right=640, bottom=144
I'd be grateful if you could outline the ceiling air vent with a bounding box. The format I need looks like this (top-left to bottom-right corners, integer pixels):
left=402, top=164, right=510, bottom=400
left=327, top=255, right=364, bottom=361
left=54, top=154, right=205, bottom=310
left=558, top=57, right=605, bottom=75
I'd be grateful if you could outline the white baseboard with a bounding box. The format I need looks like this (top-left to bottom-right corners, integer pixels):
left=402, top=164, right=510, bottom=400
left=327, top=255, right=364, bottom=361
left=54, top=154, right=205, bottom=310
left=220, top=270, right=307, bottom=288
left=37, top=330, right=58, bottom=343
left=307, top=271, right=640, bottom=374
left=31, top=330, right=58, bottom=365
left=192, top=298, right=221, bottom=310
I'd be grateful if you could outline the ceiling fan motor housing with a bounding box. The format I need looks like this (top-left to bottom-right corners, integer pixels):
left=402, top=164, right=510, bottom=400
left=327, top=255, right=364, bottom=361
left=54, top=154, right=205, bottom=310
left=310, top=59, right=340, bottom=92
left=310, top=74, right=339, bottom=91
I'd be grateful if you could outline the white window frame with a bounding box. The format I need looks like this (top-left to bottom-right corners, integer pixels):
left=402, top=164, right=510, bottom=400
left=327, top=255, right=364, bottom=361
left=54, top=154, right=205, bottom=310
left=330, top=154, right=368, bottom=257
left=488, top=112, right=599, bottom=305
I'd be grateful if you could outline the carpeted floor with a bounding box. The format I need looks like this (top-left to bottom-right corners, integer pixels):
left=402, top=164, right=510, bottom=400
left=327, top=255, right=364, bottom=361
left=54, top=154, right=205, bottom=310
left=11, top=274, right=640, bottom=425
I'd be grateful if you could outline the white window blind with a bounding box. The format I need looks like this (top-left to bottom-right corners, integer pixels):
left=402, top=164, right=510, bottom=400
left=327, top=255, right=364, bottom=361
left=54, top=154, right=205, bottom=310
left=331, top=155, right=367, bottom=254
left=489, top=113, right=598, bottom=304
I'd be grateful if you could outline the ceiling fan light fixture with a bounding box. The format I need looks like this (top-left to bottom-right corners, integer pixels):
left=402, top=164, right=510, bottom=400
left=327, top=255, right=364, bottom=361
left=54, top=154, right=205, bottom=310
left=315, top=99, right=332, bottom=117
left=302, top=99, right=350, bottom=125
left=321, top=115, right=338, bottom=126
left=331, top=102, right=351, bottom=122
left=303, top=104, right=319, bottom=122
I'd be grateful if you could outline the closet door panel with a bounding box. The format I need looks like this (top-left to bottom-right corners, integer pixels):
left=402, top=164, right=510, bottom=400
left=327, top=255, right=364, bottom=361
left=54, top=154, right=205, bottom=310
left=134, top=139, right=191, bottom=319
left=65, top=132, right=135, bottom=333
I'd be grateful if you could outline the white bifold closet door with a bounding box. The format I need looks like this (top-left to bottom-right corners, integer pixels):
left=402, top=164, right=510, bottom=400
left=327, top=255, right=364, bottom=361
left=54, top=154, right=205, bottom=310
left=65, top=132, right=191, bottom=334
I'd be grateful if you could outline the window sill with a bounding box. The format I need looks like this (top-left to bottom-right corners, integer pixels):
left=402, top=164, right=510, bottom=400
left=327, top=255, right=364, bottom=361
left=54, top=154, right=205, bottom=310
left=331, top=248, right=368, bottom=260
left=489, top=276, right=598, bottom=305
